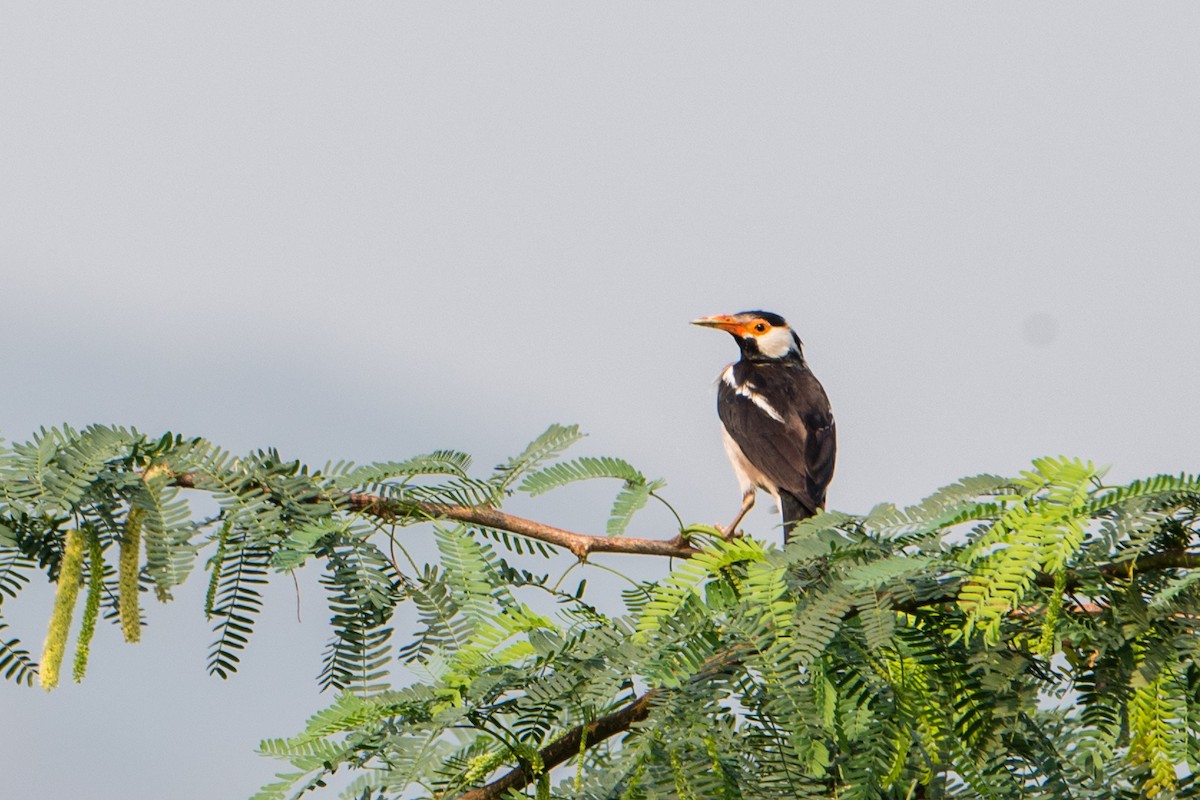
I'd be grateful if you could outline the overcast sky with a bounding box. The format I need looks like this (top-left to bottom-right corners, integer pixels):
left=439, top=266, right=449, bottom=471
left=3, top=4, right=1199, bottom=798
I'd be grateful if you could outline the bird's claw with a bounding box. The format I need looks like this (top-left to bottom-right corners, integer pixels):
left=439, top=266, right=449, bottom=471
left=715, top=523, right=744, bottom=541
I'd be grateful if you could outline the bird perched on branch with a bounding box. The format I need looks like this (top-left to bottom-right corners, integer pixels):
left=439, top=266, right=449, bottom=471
left=693, top=311, right=836, bottom=542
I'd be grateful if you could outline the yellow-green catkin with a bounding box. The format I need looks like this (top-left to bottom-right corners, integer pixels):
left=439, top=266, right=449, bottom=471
left=574, top=714, right=590, bottom=793
left=204, top=519, right=232, bottom=619
left=119, top=506, right=144, bottom=643
left=72, top=529, right=104, bottom=682
left=41, top=528, right=86, bottom=691
left=1036, top=570, right=1067, bottom=657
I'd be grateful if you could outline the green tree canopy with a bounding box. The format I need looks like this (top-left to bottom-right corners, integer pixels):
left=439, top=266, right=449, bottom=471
left=2, top=424, right=1199, bottom=799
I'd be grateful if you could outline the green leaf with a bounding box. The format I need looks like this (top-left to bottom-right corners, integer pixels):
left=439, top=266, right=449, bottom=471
left=332, top=450, right=475, bottom=489
left=607, top=478, right=666, bottom=537
left=491, top=424, right=585, bottom=494
left=518, top=456, right=644, bottom=496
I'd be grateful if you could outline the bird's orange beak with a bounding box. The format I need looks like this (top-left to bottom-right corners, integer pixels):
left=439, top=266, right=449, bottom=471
left=692, top=314, right=745, bottom=335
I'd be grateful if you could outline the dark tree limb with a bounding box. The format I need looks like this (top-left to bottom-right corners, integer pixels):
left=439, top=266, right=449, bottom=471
left=1097, top=549, right=1200, bottom=578
left=1034, top=549, right=1200, bottom=591
left=454, top=689, right=660, bottom=800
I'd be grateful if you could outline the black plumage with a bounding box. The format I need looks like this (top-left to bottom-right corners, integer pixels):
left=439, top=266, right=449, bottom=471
left=694, top=310, right=836, bottom=541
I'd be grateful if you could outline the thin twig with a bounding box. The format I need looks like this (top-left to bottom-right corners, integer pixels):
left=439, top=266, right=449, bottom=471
left=291, top=570, right=302, bottom=623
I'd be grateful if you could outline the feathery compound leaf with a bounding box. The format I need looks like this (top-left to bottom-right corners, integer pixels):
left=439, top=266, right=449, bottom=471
left=38, top=426, right=138, bottom=516
left=637, top=537, right=766, bottom=640
left=206, top=528, right=271, bottom=679
left=519, top=454, right=665, bottom=537
left=741, top=556, right=796, bottom=646
left=319, top=535, right=401, bottom=694
left=435, top=523, right=512, bottom=623
left=775, top=583, right=849, bottom=668
left=0, top=621, right=37, bottom=686
left=1151, top=568, right=1200, bottom=609
left=1128, top=663, right=1186, bottom=797
left=192, top=452, right=280, bottom=545
left=518, top=456, right=644, bottom=496
left=957, top=456, right=1098, bottom=644
left=251, top=692, right=430, bottom=799
left=390, top=476, right=504, bottom=510
left=397, top=566, right=473, bottom=665
left=270, top=517, right=343, bottom=572
left=445, top=603, right=554, bottom=685
left=1088, top=471, right=1200, bottom=515
left=332, top=450, right=475, bottom=490
left=132, top=472, right=198, bottom=602
left=843, top=554, right=939, bottom=591
left=866, top=473, right=1014, bottom=540
left=607, top=478, right=666, bottom=537
left=0, top=547, right=33, bottom=601
left=492, top=423, right=585, bottom=494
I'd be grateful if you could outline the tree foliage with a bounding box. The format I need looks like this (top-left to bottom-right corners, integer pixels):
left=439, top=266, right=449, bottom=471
left=2, top=424, right=1200, bottom=798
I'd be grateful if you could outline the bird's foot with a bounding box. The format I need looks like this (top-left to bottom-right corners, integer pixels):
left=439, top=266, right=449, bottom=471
left=715, top=523, right=744, bottom=541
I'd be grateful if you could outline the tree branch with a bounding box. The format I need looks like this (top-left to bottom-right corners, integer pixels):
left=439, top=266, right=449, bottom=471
left=454, top=689, right=660, bottom=800
left=173, top=472, right=1200, bottom=570
left=1034, top=549, right=1200, bottom=591
left=174, top=470, right=1200, bottom=578
left=345, top=494, right=699, bottom=559
left=170, top=472, right=698, bottom=560
left=1098, top=549, right=1200, bottom=579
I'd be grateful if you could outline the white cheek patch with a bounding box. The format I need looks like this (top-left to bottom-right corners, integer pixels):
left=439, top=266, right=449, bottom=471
left=755, top=326, right=796, bottom=359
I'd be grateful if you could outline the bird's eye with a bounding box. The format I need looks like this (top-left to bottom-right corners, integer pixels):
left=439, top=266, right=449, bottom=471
left=754, top=322, right=768, bottom=333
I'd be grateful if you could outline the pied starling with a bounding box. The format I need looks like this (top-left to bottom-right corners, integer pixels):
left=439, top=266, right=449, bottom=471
left=693, top=311, right=836, bottom=541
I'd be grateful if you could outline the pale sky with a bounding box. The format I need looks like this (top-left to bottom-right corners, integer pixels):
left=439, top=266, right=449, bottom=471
left=3, top=4, right=1199, bottom=798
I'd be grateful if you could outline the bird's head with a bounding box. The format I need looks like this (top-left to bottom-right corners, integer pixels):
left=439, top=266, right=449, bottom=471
left=692, top=310, right=803, bottom=361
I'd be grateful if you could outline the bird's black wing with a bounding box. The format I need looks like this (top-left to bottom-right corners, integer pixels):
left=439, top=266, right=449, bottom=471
left=717, top=362, right=836, bottom=515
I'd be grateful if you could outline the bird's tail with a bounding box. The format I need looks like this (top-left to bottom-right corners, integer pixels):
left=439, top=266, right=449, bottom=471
left=780, top=491, right=816, bottom=543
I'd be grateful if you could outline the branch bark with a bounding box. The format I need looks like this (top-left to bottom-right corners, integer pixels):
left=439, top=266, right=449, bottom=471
left=1034, top=549, right=1200, bottom=591
left=170, top=472, right=698, bottom=559
left=1097, top=549, right=1200, bottom=579
left=346, top=494, right=699, bottom=559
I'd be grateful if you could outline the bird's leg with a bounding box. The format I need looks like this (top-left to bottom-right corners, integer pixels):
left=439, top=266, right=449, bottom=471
left=721, top=491, right=755, bottom=540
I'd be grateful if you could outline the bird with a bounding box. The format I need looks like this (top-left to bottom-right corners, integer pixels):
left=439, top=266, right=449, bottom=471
left=692, top=310, right=836, bottom=542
